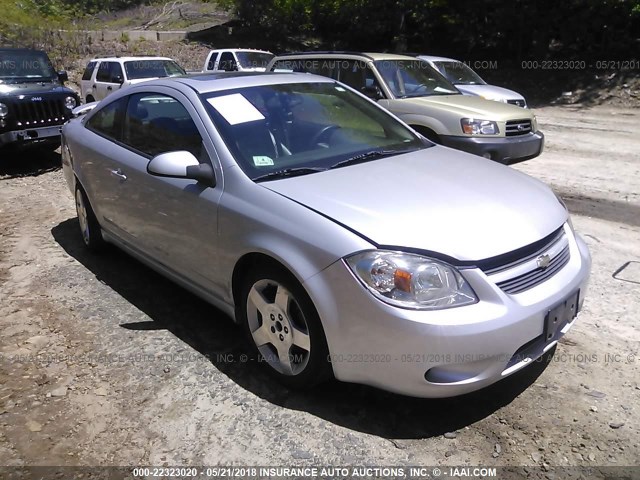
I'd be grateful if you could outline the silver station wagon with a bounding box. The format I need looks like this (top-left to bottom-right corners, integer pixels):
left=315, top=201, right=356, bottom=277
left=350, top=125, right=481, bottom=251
left=61, top=72, right=591, bottom=397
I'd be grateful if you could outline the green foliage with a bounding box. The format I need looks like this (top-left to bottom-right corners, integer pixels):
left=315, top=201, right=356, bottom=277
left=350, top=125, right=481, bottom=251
left=220, top=0, right=640, bottom=59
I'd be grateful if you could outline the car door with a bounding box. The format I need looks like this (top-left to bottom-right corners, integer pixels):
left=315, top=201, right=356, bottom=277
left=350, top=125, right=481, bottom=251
left=110, top=89, right=224, bottom=292
left=93, top=61, right=111, bottom=100
left=95, top=62, right=124, bottom=100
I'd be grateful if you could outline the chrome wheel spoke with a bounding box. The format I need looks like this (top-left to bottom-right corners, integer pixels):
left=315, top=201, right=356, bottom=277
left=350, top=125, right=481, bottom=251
left=276, top=344, right=294, bottom=375
left=251, top=323, right=272, bottom=347
left=291, top=325, right=311, bottom=352
left=274, top=285, right=290, bottom=313
left=248, top=285, right=270, bottom=317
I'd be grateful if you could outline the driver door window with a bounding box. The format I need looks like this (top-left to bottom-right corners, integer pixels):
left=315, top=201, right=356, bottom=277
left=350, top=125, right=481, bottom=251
left=122, top=93, right=205, bottom=160
left=110, top=62, right=124, bottom=83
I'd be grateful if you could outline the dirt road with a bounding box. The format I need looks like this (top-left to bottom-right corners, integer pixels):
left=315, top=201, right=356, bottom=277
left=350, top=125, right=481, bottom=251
left=0, top=105, right=638, bottom=476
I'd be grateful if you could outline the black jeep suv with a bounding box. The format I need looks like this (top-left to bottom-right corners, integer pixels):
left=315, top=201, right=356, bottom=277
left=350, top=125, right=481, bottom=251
left=0, top=48, right=79, bottom=150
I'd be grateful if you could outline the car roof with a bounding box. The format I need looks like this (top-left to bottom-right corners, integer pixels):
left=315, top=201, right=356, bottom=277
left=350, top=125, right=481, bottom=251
left=88, top=56, right=175, bottom=62
left=155, top=72, right=334, bottom=94
left=208, top=49, right=273, bottom=54
left=274, top=51, right=417, bottom=61
left=417, top=55, right=458, bottom=63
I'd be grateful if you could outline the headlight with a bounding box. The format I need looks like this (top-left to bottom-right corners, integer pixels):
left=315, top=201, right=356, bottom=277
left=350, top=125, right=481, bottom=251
left=64, top=96, right=77, bottom=110
left=480, top=95, right=506, bottom=103
left=461, top=118, right=499, bottom=135
left=345, top=251, right=478, bottom=310
left=0, top=103, right=8, bottom=117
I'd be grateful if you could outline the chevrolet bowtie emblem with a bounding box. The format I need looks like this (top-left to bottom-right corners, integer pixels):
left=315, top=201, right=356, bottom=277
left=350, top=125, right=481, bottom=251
left=536, top=254, right=551, bottom=269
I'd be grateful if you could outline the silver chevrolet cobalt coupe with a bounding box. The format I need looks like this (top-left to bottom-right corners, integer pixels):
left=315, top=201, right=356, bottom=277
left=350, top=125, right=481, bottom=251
left=61, top=72, right=591, bottom=397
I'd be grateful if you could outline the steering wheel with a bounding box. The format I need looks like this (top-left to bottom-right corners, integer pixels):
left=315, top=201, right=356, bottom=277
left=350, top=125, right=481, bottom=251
left=408, top=83, right=430, bottom=94
left=311, top=124, right=341, bottom=147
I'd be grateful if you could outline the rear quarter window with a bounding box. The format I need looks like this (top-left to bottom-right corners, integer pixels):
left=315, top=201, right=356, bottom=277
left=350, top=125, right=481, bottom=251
left=86, top=97, right=127, bottom=141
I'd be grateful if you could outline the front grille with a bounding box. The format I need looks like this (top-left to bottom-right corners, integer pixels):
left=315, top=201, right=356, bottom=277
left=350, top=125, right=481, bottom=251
left=505, top=119, right=532, bottom=136
left=482, top=228, right=565, bottom=276
left=507, top=99, right=526, bottom=108
left=481, top=227, right=571, bottom=294
left=14, top=98, right=67, bottom=127
left=496, top=244, right=570, bottom=294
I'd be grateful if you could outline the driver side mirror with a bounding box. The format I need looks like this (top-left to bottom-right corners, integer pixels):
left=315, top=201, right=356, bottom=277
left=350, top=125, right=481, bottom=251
left=361, top=85, right=383, bottom=100
left=147, top=151, right=216, bottom=188
left=57, top=71, right=69, bottom=83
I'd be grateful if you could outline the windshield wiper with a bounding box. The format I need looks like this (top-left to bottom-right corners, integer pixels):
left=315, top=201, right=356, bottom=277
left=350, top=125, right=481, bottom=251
left=329, top=149, right=417, bottom=170
left=253, top=167, right=327, bottom=183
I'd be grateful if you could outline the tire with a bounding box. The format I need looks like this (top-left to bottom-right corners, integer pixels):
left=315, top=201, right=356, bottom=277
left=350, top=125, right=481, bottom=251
left=75, top=184, right=106, bottom=251
left=86, top=95, right=95, bottom=103
left=238, top=264, right=331, bottom=389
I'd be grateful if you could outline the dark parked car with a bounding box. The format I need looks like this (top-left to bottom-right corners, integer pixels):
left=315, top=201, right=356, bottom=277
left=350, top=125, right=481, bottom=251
left=0, top=48, right=79, bottom=151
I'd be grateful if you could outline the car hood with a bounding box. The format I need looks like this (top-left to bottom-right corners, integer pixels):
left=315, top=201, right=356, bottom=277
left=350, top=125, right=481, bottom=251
left=456, top=84, right=525, bottom=102
left=0, top=81, right=73, bottom=96
left=389, top=94, right=531, bottom=121
left=262, top=147, right=566, bottom=261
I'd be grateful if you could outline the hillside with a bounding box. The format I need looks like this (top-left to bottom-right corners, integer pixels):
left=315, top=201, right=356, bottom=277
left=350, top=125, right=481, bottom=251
left=91, top=1, right=230, bottom=31
left=1, top=0, right=639, bottom=107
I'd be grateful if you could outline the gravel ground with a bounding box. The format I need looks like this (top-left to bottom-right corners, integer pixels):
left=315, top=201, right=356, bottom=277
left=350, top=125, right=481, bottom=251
left=0, top=105, right=638, bottom=477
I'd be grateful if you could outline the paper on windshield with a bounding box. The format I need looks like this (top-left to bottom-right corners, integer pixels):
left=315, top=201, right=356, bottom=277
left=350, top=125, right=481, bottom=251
left=253, top=156, right=274, bottom=166
left=207, top=93, right=265, bottom=125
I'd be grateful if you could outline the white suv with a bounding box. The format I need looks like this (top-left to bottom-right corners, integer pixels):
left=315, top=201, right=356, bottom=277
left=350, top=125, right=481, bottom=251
left=202, top=49, right=274, bottom=73
left=80, top=56, right=185, bottom=103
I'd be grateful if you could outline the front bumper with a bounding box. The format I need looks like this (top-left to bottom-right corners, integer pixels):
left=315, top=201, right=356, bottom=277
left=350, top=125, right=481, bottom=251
left=0, top=125, right=63, bottom=148
left=439, top=131, right=544, bottom=164
left=304, top=226, right=591, bottom=398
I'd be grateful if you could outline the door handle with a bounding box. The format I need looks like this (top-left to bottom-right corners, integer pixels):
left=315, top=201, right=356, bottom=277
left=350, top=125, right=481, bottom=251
left=107, top=86, right=112, bottom=91
left=110, top=168, right=127, bottom=181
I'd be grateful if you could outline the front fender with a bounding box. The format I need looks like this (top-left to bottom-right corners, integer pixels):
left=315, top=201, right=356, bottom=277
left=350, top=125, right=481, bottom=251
left=397, top=113, right=450, bottom=136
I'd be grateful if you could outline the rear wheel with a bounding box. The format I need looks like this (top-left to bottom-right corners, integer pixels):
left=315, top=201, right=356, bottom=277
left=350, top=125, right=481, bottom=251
left=86, top=95, right=95, bottom=103
left=75, top=184, right=105, bottom=251
left=239, top=265, right=331, bottom=389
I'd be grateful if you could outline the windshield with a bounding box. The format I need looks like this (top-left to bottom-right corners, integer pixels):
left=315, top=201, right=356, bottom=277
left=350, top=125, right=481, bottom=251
left=200, top=82, right=428, bottom=181
left=0, top=50, right=57, bottom=82
left=374, top=60, right=459, bottom=98
left=434, top=61, right=486, bottom=85
left=236, top=52, right=275, bottom=70
left=124, top=60, right=185, bottom=80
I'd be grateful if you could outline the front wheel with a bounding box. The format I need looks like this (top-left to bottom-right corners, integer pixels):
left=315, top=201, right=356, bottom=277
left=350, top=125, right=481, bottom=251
left=75, top=184, right=105, bottom=251
left=239, top=265, right=331, bottom=389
